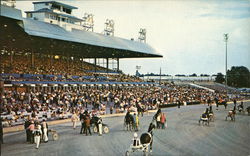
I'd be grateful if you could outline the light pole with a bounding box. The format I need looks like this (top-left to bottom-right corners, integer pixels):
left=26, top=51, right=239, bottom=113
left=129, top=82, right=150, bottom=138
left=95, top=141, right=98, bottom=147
left=224, top=34, right=229, bottom=87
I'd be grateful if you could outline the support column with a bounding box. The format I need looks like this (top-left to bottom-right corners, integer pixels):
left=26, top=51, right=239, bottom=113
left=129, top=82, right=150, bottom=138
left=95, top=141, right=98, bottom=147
left=50, top=52, right=53, bottom=68
left=31, top=50, right=35, bottom=68
left=117, top=58, right=119, bottom=72
left=81, top=58, right=84, bottom=70
left=106, top=58, right=109, bottom=74
left=94, top=58, right=97, bottom=73
left=10, top=50, right=13, bottom=67
left=68, top=56, right=70, bottom=71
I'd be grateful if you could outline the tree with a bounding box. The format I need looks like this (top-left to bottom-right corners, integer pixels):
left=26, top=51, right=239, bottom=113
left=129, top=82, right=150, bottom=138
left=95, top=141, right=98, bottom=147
left=189, top=73, right=197, bottom=77
left=227, top=66, right=250, bottom=88
left=215, top=73, right=225, bottom=83
left=200, top=74, right=209, bottom=77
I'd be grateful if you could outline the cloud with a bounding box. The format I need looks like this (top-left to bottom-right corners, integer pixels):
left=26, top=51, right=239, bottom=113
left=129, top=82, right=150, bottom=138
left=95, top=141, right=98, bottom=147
left=197, top=1, right=250, bottom=19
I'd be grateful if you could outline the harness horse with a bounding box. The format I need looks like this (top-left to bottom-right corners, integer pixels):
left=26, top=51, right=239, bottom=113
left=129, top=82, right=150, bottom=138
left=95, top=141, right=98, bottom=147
left=198, top=114, right=210, bottom=126
left=246, top=106, right=250, bottom=116
left=216, top=100, right=228, bottom=109
left=226, top=110, right=236, bottom=121
left=124, top=114, right=134, bottom=131
left=125, top=123, right=155, bottom=156
left=90, top=116, right=110, bottom=134
left=125, top=132, right=152, bottom=156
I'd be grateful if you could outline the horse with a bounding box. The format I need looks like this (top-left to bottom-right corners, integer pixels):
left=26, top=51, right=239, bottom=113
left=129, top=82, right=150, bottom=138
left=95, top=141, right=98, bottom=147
left=226, top=110, right=236, bottom=121
left=208, top=113, right=215, bottom=122
left=124, top=113, right=134, bottom=131
left=246, top=106, right=250, bottom=116
left=137, top=106, right=145, bottom=117
left=217, top=100, right=228, bottom=109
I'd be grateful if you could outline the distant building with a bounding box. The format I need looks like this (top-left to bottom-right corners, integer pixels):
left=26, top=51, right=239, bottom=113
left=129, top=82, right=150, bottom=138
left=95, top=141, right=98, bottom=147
left=25, top=1, right=84, bottom=31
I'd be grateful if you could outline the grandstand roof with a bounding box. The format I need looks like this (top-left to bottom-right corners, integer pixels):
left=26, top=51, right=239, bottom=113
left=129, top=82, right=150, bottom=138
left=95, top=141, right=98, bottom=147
left=33, top=1, right=78, bottom=10
left=0, top=5, right=163, bottom=59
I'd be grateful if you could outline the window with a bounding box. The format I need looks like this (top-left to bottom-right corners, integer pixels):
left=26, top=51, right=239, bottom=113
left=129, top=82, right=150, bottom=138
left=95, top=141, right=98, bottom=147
left=65, top=8, right=71, bottom=14
left=27, top=13, right=32, bottom=18
left=50, top=14, right=53, bottom=19
left=51, top=4, right=60, bottom=10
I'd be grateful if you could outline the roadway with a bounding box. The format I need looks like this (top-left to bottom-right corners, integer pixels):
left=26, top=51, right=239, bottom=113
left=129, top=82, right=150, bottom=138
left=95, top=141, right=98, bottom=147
left=2, top=102, right=250, bottom=156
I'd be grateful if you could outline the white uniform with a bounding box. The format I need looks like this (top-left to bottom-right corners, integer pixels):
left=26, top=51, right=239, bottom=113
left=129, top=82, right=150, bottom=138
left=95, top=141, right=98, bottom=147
left=42, top=122, right=48, bottom=142
left=98, top=118, right=103, bottom=136
left=34, top=125, right=42, bottom=149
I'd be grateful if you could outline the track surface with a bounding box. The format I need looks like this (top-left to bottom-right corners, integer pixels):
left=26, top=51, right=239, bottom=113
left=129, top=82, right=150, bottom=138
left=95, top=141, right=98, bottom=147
left=2, top=102, right=250, bottom=156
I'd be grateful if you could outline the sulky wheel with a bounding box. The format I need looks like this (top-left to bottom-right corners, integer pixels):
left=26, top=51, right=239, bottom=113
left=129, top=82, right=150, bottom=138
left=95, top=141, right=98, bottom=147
left=103, top=126, right=109, bottom=134
left=93, top=126, right=98, bottom=133
left=52, top=133, right=59, bottom=141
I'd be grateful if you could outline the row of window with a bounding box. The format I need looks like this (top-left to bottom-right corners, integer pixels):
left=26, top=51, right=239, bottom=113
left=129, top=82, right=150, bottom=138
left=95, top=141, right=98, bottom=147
left=45, top=13, right=75, bottom=24
left=50, top=4, right=72, bottom=14
left=27, top=12, right=76, bottom=24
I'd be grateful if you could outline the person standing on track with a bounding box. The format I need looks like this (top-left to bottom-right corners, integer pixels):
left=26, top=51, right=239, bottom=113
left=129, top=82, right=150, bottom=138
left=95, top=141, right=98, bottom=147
left=153, top=109, right=161, bottom=128
left=207, top=97, right=211, bottom=106
left=84, top=116, right=92, bottom=136
left=27, top=120, right=35, bottom=143
left=41, top=119, right=48, bottom=143
left=71, top=112, right=79, bottom=130
left=233, top=98, right=237, bottom=107
left=133, top=113, right=139, bottom=131
left=156, top=113, right=161, bottom=129
left=214, top=97, right=219, bottom=110
left=160, top=112, right=166, bottom=129
left=33, top=122, right=42, bottom=149
left=79, top=110, right=85, bottom=134
left=24, top=117, right=31, bottom=143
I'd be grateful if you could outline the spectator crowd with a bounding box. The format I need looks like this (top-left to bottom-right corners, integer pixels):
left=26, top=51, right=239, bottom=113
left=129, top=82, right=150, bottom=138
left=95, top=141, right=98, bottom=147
left=1, top=83, right=239, bottom=127
left=1, top=54, right=142, bottom=82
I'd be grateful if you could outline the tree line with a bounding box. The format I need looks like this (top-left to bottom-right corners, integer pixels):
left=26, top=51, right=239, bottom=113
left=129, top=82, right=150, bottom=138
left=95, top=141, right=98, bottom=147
left=215, top=66, right=250, bottom=88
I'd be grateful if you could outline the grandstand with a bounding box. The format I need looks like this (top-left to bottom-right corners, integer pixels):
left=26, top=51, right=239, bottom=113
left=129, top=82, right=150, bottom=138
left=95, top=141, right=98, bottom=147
left=0, top=1, right=162, bottom=90
left=0, top=1, right=165, bottom=135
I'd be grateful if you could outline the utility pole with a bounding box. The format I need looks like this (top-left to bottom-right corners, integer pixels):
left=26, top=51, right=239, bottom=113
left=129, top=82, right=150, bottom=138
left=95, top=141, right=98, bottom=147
left=224, top=34, right=229, bottom=87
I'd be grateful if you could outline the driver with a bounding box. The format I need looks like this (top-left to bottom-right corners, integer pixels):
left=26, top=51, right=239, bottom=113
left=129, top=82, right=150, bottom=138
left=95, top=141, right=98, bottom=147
left=237, top=101, right=244, bottom=111
left=209, top=106, right=213, bottom=114
left=132, top=133, right=140, bottom=147
left=202, top=108, right=209, bottom=119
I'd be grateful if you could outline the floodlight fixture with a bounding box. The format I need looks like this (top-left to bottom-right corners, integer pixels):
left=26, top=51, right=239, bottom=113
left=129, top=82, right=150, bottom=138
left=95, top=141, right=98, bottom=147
left=82, top=13, right=94, bottom=32
left=104, top=19, right=115, bottom=36
left=138, top=28, right=146, bottom=43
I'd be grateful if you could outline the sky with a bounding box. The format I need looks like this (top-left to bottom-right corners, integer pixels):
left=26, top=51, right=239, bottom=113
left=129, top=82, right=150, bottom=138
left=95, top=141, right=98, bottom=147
left=14, top=0, right=250, bottom=76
